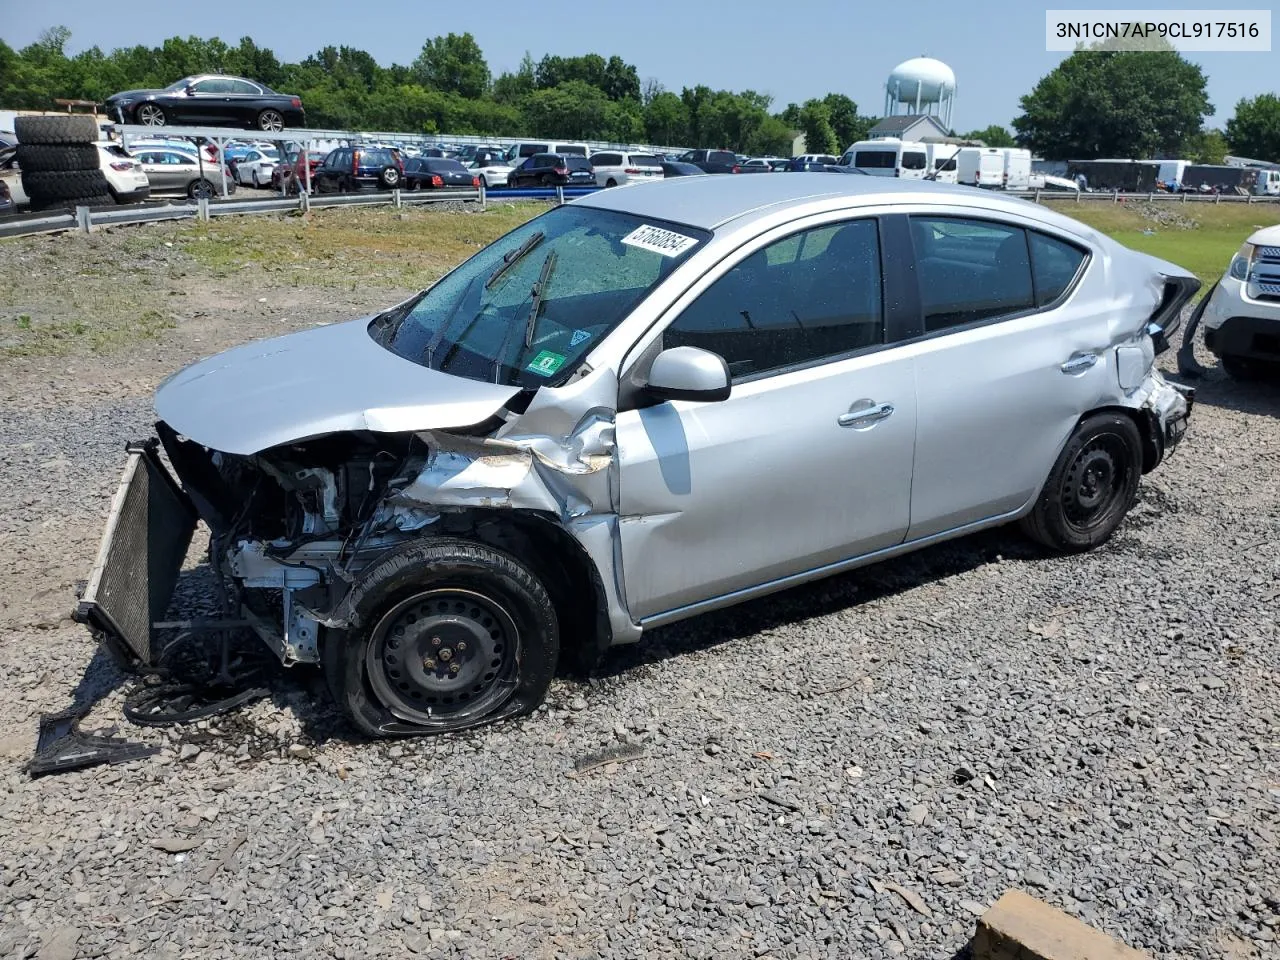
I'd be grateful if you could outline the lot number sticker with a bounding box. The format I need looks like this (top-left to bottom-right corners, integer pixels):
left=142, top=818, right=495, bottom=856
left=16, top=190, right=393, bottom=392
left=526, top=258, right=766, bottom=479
left=622, top=224, right=697, bottom=258
left=526, top=350, right=567, bottom=376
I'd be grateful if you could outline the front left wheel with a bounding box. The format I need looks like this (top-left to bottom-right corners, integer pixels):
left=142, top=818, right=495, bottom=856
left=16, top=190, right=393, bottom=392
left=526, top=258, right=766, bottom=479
left=1020, top=412, right=1142, bottom=552
left=324, top=539, right=559, bottom=738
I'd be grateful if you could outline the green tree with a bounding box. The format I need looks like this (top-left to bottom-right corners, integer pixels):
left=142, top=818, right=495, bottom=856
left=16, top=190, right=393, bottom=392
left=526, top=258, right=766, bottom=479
left=1225, top=94, right=1280, bottom=160
left=412, top=33, right=489, bottom=99
left=1190, top=128, right=1229, bottom=164
left=492, top=52, right=535, bottom=104
left=644, top=91, right=689, bottom=145
left=522, top=80, right=612, bottom=139
left=602, top=56, right=640, bottom=102
left=1013, top=50, right=1210, bottom=159
left=746, top=115, right=794, bottom=156
left=960, top=124, right=1016, bottom=147
left=821, top=94, right=867, bottom=150
left=799, top=99, right=838, bottom=155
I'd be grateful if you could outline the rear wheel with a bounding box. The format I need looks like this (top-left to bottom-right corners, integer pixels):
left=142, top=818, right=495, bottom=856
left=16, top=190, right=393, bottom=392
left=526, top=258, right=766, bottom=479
left=325, top=539, right=558, bottom=737
left=257, top=110, right=285, bottom=133
left=188, top=178, right=215, bottom=200
left=1020, top=412, right=1142, bottom=552
left=136, top=104, right=167, bottom=127
left=606, top=178, right=617, bottom=187
left=379, top=165, right=401, bottom=189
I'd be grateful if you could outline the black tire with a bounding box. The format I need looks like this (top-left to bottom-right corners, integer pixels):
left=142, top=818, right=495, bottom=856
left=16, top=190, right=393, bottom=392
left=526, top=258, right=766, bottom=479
left=15, top=143, right=99, bottom=172
left=606, top=178, right=617, bottom=187
left=1020, top=412, right=1143, bottom=552
left=540, top=174, right=554, bottom=187
left=21, top=169, right=110, bottom=201
left=257, top=110, right=286, bottom=132
left=188, top=178, right=215, bottom=200
left=14, top=115, right=100, bottom=146
left=378, top=165, right=401, bottom=189
left=1221, top=355, right=1274, bottom=381
left=324, top=538, right=559, bottom=738
left=30, top=192, right=114, bottom=212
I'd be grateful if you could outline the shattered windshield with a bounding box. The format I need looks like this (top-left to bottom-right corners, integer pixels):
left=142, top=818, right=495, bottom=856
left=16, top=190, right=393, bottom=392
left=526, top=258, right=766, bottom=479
left=371, top=205, right=708, bottom=388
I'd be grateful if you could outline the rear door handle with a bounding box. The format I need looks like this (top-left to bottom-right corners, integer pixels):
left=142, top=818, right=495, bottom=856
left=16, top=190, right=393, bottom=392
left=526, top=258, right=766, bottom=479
left=838, top=402, right=894, bottom=428
left=1060, top=353, right=1098, bottom=374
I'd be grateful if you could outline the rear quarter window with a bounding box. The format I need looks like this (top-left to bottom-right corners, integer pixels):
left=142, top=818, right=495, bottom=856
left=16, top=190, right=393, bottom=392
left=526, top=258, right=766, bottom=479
left=709, top=152, right=737, bottom=164
left=855, top=151, right=895, bottom=168
left=1028, top=232, right=1088, bottom=306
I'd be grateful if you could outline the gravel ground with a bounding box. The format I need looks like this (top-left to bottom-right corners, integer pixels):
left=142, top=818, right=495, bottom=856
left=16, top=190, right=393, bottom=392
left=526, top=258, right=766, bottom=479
left=0, top=221, right=1278, bottom=960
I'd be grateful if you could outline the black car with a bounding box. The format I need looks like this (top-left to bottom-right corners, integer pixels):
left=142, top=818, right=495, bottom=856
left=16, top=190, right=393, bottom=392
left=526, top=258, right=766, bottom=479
left=661, top=161, right=707, bottom=178
left=404, top=158, right=478, bottom=190
left=312, top=146, right=404, bottom=193
left=106, top=75, right=305, bottom=132
left=678, top=149, right=741, bottom=174
left=507, top=153, right=595, bottom=188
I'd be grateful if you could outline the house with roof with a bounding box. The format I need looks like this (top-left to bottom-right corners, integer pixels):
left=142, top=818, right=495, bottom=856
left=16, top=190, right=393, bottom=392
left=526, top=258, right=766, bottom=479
left=866, top=115, right=953, bottom=143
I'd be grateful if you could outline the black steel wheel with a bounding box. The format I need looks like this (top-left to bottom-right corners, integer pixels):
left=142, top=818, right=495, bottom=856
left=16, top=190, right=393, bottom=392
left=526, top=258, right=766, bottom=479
left=257, top=110, right=286, bottom=132
left=188, top=178, right=215, bottom=200
left=325, top=538, right=559, bottom=738
left=137, top=104, right=167, bottom=127
left=365, top=588, right=518, bottom=725
left=1020, top=412, right=1142, bottom=552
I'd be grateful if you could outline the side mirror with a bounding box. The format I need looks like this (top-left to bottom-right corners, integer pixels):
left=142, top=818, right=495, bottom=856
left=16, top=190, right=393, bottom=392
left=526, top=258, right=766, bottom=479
left=645, top=346, right=731, bottom=403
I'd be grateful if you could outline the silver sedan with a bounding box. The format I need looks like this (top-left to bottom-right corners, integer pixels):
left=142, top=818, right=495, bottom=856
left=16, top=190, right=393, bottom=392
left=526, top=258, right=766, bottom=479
left=77, top=175, right=1195, bottom=737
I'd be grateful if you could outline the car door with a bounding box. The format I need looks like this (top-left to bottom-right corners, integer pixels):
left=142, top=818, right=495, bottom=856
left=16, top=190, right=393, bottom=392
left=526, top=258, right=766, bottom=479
left=225, top=79, right=263, bottom=126
left=615, top=215, right=918, bottom=622
left=901, top=213, right=1101, bottom=539
left=177, top=78, right=227, bottom=123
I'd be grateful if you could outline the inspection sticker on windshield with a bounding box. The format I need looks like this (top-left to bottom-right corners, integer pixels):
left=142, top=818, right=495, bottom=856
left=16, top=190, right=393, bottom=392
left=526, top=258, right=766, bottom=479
left=527, top=350, right=566, bottom=376
left=569, top=329, right=592, bottom=347
left=622, top=224, right=697, bottom=258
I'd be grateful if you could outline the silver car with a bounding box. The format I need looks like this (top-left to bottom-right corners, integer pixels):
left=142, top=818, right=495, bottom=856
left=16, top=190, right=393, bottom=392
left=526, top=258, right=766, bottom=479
left=77, top=176, right=1195, bottom=737
left=131, top=147, right=235, bottom=199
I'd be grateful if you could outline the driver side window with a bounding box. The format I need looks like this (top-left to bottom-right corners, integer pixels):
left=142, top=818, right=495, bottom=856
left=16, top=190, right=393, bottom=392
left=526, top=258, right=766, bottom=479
left=664, top=219, right=884, bottom=381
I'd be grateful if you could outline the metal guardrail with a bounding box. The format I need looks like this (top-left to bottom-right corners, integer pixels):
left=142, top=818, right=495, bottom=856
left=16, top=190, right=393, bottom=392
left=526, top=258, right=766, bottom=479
left=0, top=183, right=599, bottom=239
left=1011, top=188, right=1280, bottom=204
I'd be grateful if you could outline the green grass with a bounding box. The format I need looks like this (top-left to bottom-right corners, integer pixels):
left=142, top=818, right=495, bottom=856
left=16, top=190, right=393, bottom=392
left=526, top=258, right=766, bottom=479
left=1041, top=198, right=1280, bottom=291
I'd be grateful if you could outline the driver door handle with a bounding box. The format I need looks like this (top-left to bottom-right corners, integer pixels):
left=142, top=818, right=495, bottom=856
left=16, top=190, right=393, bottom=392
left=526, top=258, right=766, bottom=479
left=838, top=402, right=894, bottom=428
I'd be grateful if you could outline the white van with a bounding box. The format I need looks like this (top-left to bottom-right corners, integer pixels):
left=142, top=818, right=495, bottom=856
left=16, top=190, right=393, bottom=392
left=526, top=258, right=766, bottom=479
left=926, top=143, right=960, bottom=183
left=956, top=147, right=1005, bottom=188
left=1256, top=169, right=1280, bottom=196
left=504, top=141, right=590, bottom=163
left=1001, top=148, right=1032, bottom=190
left=844, top=138, right=929, bottom=179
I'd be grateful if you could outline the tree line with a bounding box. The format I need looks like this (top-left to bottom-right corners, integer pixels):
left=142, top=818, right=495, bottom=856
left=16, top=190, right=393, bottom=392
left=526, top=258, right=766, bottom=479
left=2, top=27, right=1278, bottom=161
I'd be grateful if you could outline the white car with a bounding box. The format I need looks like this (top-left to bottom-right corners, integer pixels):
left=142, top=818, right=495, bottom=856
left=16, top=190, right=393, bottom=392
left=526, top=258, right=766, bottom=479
left=1192, top=225, right=1280, bottom=379
left=469, top=157, right=512, bottom=189
left=589, top=151, right=664, bottom=187
left=97, top=142, right=150, bottom=203
left=234, top=149, right=278, bottom=188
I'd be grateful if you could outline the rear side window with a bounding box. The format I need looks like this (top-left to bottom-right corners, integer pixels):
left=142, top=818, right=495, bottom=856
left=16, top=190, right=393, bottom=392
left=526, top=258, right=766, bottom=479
left=592, top=153, right=620, bottom=166
left=566, top=157, right=592, bottom=170
left=631, top=155, right=660, bottom=166
left=902, top=151, right=927, bottom=170
left=557, top=145, right=587, bottom=156
left=1028, top=232, right=1087, bottom=306
left=910, top=217, right=1035, bottom=332
left=709, top=151, right=737, bottom=164
left=665, top=219, right=884, bottom=380
left=855, top=151, right=895, bottom=168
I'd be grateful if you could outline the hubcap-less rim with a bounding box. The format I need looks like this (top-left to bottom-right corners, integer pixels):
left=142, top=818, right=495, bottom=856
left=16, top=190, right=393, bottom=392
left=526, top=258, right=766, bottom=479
left=260, top=111, right=284, bottom=132
left=1062, top=435, right=1126, bottom=532
left=191, top=180, right=213, bottom=200
left=366, top=588, right=519, bottom=725
left=139, top=105, right=165, bottom=126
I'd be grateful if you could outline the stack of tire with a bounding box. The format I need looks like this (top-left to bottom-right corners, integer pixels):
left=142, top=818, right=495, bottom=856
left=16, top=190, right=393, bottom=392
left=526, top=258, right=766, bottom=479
left=14, top=115, right=113, bottom=212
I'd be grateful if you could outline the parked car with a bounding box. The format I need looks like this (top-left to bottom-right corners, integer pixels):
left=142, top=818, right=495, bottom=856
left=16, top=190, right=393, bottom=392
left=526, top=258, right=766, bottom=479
left=787, top=154, right=840, bottom=172
left=272, top=150, right=326, bottom=193
left=504, top=141, right=590, bottom=164
left=661, top=161, right=706, bottom=178
left=739, top=158, right=779, bottom=173
left=106, top=75, right=305, bottom=132
left=312, top=146, right=404, bottom=193
left=1191, top=226, right=1280, bottom=379
left=679, top=149, right=741, bottom=174
left=97, top=142, right=151, bottom=202
left=233, top=148, right=279, bottom=188
left=404, top=158, right=479, bottom=190
left=0, top=177, right=13, bottom=215
left=0, top=147, right=25, bottom=208
left=589, top=151, right=663, bottom=187
left=469, top=150, right=513, bottom=189
left=507, top=153, right=595, bottom=188
left=131, top=147, right=235, bottom=199
left=76, top=176, right=1195, bottom=740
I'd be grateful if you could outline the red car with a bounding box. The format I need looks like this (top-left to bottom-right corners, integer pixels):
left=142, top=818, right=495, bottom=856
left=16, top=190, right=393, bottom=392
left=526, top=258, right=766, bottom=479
left=272, top=149, right=326, bottom=193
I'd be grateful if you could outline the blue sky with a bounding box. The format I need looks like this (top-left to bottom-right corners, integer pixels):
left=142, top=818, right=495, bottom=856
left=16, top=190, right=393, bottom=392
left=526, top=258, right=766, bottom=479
left=2, top=0, right=1275, bottom=130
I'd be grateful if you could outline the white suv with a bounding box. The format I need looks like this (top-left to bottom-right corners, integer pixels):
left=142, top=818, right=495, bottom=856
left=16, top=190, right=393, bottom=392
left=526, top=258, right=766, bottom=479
left=1196, top=224, right=1280, bottom=378
left=98, top=143, right=150, bottom=203
left=589, top=151, right=663, bottom=187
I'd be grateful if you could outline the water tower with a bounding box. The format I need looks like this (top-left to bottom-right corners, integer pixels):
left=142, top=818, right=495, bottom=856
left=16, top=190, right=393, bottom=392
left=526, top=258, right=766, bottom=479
left=884, top=57, right=956, bottom=130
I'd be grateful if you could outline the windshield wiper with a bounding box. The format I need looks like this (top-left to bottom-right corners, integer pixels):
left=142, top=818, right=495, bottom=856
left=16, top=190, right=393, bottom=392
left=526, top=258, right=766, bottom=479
left=485, top=230, right=544, bottom=290
left=524, top=251, right=557, bottom=348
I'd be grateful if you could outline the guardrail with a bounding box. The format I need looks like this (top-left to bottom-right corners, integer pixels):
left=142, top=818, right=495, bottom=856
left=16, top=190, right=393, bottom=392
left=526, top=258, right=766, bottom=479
left=1011, top=188, right=1280, bottom=204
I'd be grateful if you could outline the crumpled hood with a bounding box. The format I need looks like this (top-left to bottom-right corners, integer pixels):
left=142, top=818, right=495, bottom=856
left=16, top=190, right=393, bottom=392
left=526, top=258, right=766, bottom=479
left=154, top=318, right=523, bottom=455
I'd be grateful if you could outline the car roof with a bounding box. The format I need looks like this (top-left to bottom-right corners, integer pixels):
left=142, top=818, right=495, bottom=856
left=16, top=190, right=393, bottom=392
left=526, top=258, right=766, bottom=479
left=571, top=172, right=1105, bottom=238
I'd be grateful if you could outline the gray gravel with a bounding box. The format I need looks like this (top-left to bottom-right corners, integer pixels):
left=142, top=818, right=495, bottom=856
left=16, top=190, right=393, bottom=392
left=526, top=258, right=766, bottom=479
left=1, top=312, right=1278, bottom=959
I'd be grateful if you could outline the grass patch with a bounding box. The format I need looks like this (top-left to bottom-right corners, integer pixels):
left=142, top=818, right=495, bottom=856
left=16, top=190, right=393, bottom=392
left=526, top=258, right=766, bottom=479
left=1042, top=198, right=1280, bottom=290
left=1, top=308, right=174, bottom=358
